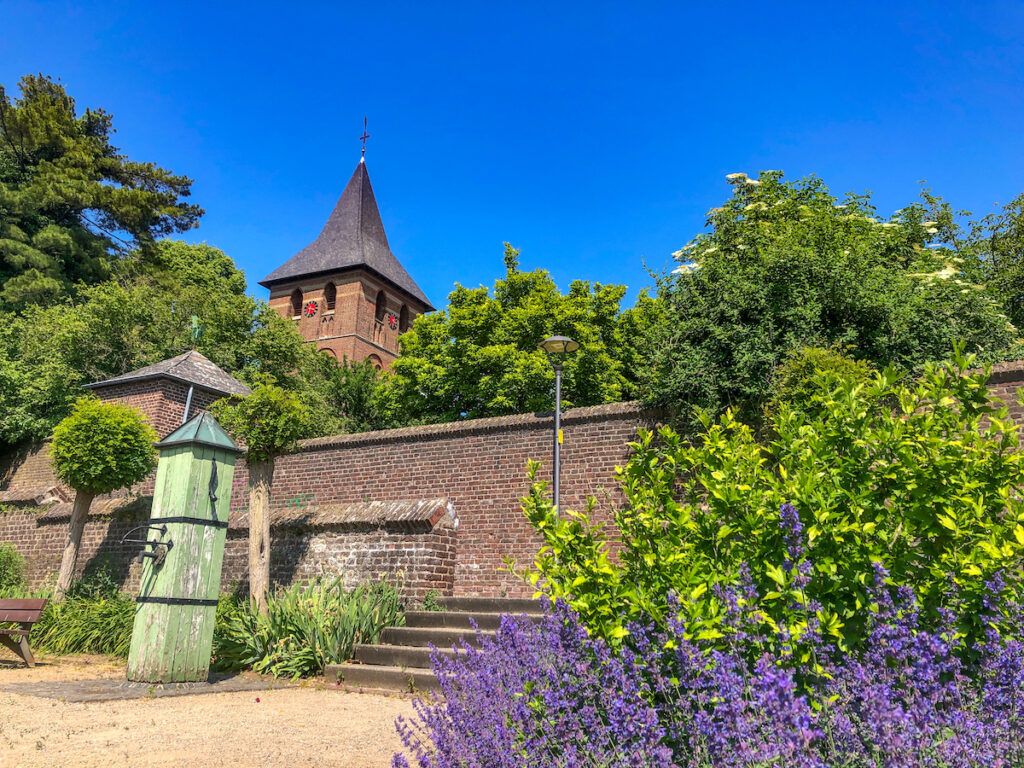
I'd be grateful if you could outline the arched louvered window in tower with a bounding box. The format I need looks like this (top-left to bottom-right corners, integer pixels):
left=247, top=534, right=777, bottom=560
left=290, top=288, right=303, bottom=317
left=399, top=305, right=410, bottom=332
left=375, top=290, right=386, bottom=322
left=324, top=282, right=336, bottom=311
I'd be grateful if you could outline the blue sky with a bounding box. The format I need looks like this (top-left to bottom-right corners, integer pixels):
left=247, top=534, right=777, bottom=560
left=3, top=1, right=1023, bottom=308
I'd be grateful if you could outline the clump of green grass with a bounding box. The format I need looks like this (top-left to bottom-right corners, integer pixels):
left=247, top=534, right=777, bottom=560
left=31, top=592, right=135, bottom=656
left=212, top=576, right=404, bottom=679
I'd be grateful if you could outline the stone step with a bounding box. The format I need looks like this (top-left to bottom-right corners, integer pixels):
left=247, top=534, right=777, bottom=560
left=435, top=596, right=544, bottom=615
left=326, top=663, right=438, bottom=694
left=353, top=643, right=463, bottom=669
left=381, top=625, right=493, bottom=648
left=404, top=610, right=514, bottom=630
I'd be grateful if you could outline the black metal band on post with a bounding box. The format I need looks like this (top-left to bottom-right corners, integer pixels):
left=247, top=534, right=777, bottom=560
left=154, top=516, right=229, bottom=529
left=135, top=596, right=220, bottom=607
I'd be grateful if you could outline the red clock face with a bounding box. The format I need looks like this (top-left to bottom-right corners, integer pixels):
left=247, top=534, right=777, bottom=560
left=386, top=312, right=399, bottom=330
left=304, top=301, right=318, bottom=317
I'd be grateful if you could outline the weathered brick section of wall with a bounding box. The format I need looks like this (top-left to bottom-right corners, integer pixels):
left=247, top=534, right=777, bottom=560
left=0, top=508, right=146, bottom=590
left=220, top=524, right=456, bottom=602
left=985, top=362, right=1024, bottom=424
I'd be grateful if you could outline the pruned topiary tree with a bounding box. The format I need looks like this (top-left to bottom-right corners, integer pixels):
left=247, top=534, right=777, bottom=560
left=211, top=382, right=310, bottom=614
left=49, top=397, right=157, bottom=601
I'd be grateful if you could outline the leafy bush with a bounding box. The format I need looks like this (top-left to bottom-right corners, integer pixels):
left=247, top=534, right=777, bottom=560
left=66, top=555, right=123, bottom=599
left=0, top=542, right=24, bottom=593
left=642, top=171, right=1020, bottom=431
left=213, top=577, right=403, bottom=678
left=524, top=351, right=1024, bottom=650
left=421, top=589, right=443, bottom=612
left=768, top=344, right=874, bottom=417
left=395, top=569, right=1024, bottom=767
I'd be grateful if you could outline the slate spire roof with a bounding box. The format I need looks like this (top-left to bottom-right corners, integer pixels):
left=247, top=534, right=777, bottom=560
left=259, top=161, right=433, bottom=309
left=83, top=350, right=251, bottom=397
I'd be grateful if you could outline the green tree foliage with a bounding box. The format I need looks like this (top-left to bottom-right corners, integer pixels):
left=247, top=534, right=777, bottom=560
left=211, top=383, right=311, bottom=466
left=0, top=240, right=377, bottom=450
left=50, top=396, right=157, bottom=495
left=375, top=244, right=654, bottom=425
left=211, top=382, right=312, bottom=613
left=642, top=171, right=1020, bottom=430
left=49, top=396, right=157, bottom=600
left=0, top=74, right=202, bottom=310
left=768, top=345, right=874, bottom=417
left=924, top=189, right=1024, bottom=330
left=523, top=352, right=1024, bottom=651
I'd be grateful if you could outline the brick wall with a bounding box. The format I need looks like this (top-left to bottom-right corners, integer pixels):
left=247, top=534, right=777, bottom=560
left=0, top=507, right=147, bottom=590
left=221, top=523, right=456, bottom=602
left=14, top=361, right=1022, bottom=600
left=0, top=398, right=653, bottom=598
left=226, top=401, right=655, bottom=597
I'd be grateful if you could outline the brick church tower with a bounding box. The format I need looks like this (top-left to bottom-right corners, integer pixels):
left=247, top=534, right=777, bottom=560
left=259, top=159, right=433, bottom=368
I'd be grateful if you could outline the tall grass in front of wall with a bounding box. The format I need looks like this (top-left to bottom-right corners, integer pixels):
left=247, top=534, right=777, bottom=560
left=213, top=576, right=405, bottom=679
left=1, top=554, right=137, bottom=657
left=1, top=546, right=404, bottom=672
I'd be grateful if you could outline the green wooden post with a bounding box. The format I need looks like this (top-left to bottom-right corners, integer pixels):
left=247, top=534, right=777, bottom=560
left=126, top=413, right=242, bottom=683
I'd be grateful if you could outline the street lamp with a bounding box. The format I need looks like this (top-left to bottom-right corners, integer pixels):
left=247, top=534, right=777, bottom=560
left=538, top=335, right=580, bottom=513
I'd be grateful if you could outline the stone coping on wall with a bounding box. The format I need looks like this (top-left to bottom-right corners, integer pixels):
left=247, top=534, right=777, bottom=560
left=984, top=360, right=1024, bottom=386
left=0, top=486, right=68, bottom=505
left=35, top=496, right=151, bottom=523
left=301, top=401, right=656, bottom=452
left=29, top=495, right=455, bottom=535
left=229, top=498, right=455, bottom=533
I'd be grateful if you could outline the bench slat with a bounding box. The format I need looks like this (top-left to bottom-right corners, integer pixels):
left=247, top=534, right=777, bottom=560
left=0, top=628, right=30, bottom=637
left=0, top=610, right=43, bottom=623
left=0, top=599, right=47, bottom=610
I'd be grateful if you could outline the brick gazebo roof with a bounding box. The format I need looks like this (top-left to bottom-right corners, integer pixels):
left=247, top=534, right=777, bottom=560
left=83, top=350, right=251, bottom=398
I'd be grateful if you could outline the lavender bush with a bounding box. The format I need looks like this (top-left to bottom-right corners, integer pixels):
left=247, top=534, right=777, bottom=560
left=394, top=509, right=1024, bottom=767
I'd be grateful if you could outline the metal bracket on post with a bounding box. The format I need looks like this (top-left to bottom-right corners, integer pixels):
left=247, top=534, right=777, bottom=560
left=120, top=524, right=174, bottom=566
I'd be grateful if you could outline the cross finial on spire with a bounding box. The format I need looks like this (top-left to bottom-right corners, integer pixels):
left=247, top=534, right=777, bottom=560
left=359, top=117, right=370, bottom=162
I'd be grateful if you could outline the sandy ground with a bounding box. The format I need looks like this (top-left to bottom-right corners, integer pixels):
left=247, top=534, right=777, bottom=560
left=0, top=652, right=416, bottom=768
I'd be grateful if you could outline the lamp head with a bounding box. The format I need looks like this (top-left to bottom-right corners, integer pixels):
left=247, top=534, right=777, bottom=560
left=539, top=335, right=580, bottom=359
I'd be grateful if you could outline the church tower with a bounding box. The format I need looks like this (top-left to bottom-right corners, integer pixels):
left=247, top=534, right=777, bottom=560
left=259, top=159, right=433, bottom=368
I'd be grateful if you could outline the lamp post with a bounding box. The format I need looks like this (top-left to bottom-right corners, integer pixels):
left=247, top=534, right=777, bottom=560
left=538, top=335, right=580, bottom=513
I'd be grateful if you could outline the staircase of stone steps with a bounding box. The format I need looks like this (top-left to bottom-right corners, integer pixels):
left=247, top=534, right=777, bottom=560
left=326, top=596, right=543, bottom=694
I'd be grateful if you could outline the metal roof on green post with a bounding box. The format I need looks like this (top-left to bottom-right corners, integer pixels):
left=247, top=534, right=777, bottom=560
left=156, top=412, right=242, bottom=454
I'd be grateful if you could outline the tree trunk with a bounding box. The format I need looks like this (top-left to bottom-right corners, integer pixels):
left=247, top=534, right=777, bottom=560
left=54, top=490, right=95, bottom=602
left=248, top=460, right=274, bottom=615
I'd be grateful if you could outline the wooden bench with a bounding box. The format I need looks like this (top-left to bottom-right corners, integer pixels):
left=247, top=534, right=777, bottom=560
left=0, top=599, right=48, bottom=667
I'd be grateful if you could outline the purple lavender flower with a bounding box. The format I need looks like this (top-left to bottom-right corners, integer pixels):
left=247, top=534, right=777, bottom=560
left=393, top=563, right=1024, bottom=766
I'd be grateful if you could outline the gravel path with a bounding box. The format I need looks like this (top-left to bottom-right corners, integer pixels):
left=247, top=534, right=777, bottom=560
left=0, top=653, right=416, bottom=768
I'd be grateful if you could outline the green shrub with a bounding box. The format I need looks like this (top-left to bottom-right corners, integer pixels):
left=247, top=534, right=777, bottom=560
left=67, top=556, right=123, bottom=599
left=768, top=345, right=874, bottom=417
left=50, top=396, right=158, bottom=496
left=212, top=577, right=404, bottom=678
left=524, top=349, right=1024, bottom=651
left=421, top=589, right=444, bottom=612
left=0, top=542, right=25, bottom=594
